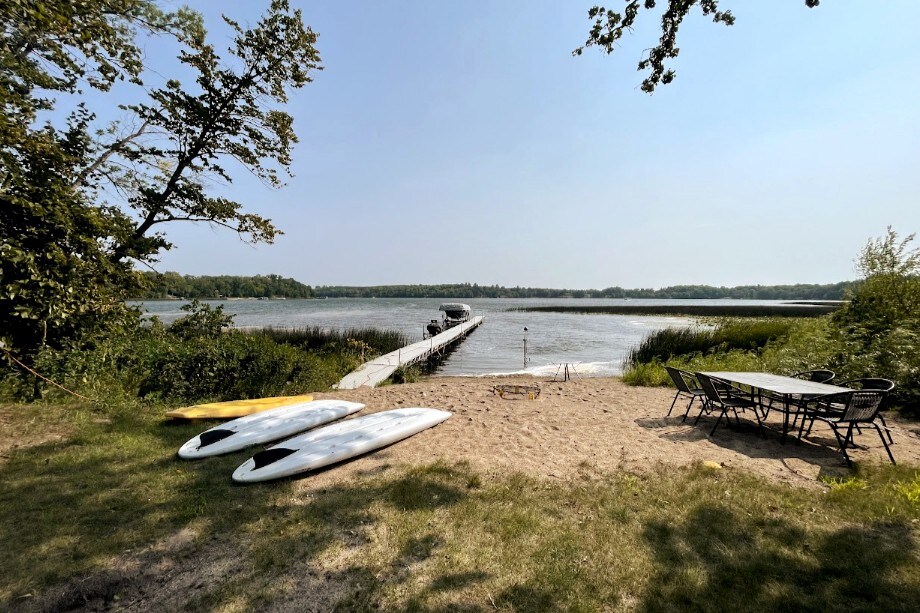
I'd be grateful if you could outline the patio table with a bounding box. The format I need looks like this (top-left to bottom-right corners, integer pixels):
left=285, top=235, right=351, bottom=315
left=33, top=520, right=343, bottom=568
left=699, top=372, right=850, bottom=442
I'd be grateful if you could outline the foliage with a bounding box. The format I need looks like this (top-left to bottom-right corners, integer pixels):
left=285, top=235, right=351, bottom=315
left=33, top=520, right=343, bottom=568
left=622, top=318, right=842, bottom=388
left=255, top=326, right=410, bottom=356
left=1, top=302, right=381, bottom=403
left=315, top=281, right=853, bottom=300
left=624, top=319, right=794, bottom=367
left=575, top=1, right=821, bottom=92
left=166, top=299, right=234, bottom=341
left=112, top=0, right=321, bottom=262
left=0, top=111, right=141, bottom=358
left=623, top=229, right=920, bottom=411
left=134, top=332, right=354, bottom=402
left=831, top=228, right=920, bottom=408
left=1, top=0, right=320, bottom=362
left=134, top=271, right=313, bottom=299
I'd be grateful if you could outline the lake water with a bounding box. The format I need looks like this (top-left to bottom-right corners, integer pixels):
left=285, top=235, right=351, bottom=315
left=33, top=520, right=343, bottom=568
left=133, top=298, right=784, bottom=377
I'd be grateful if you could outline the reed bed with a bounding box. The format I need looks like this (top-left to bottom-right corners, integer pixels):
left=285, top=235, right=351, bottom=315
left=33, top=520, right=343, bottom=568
left=252, top=326, right=410, bottom=355
left=624, top=319, right=795, bottom=368
left=510, top=304, right=838, bottom=317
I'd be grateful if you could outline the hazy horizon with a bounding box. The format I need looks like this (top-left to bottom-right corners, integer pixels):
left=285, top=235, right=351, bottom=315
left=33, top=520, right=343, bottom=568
left=123, top=1, right=917, bottom=288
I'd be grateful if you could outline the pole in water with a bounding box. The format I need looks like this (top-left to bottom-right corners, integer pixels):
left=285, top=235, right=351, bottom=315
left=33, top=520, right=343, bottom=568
left=523, top=326, right=529, bottom=369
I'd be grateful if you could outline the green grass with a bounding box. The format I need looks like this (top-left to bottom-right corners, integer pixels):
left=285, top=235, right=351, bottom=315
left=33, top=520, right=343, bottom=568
left=2, top=400, right=919, bottom=611
left=252, top=326, right=410, bottom=356
left=510, top=304, right=838, bottom=317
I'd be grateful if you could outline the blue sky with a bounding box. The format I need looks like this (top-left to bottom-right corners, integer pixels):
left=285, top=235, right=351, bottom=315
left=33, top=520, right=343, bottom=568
left=136, top=1, right=919, bottom=288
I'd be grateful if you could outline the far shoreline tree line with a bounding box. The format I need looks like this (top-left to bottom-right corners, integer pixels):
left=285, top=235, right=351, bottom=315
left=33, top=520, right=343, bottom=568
left=134, top=272, right=854, bottom=301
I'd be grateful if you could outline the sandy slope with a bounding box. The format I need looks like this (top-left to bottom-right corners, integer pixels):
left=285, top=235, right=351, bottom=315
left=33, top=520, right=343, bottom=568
left=306, top=376, right=920, bottom=490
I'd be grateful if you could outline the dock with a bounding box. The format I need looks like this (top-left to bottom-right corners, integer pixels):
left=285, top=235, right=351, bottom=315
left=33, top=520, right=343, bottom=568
left=335, top=316, right=484, bottom=389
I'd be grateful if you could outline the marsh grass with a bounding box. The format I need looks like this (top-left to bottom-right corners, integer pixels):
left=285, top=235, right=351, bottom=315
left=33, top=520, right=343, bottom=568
left=2, top=402, right=919, bottom=611
left=625, top=319, right=795, bottom=366
left=253, top=326, right=410, bottom=356
left=623, top=318, right=841, bottom=388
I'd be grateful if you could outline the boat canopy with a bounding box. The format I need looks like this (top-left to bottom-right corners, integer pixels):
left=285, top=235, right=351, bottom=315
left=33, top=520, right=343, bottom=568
left=439, top=303, right=471, bottom=315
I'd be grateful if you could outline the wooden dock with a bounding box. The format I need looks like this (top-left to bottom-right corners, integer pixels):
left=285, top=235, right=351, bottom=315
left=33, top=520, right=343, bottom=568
left=335, top=316, right=484, bottom=389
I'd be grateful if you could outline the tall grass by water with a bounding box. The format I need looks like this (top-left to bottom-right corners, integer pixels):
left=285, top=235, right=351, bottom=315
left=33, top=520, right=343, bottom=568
left=621, top=318, right=843, bottom=388
left=624, top=319, right=795, bottom=368
left=252, top=326, right=410, bottom=355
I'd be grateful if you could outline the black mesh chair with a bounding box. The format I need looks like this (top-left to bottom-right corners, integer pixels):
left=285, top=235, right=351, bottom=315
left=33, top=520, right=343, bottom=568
left=695, top=373, right=765, bottom=437
left=792, top=370, right=836, bottom=383
left=836, top=378, right=896, bottom=444
left=665, top=366, right=706, bottom=422
left=796, top=390, right=893, bottom=465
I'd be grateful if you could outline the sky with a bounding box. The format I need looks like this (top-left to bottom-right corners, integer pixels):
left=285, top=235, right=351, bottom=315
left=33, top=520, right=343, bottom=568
left=126, top=1, right=919, bottom=289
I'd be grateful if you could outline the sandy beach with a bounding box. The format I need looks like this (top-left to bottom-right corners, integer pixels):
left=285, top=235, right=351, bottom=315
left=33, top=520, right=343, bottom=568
left=309, top=376, right=920, bottom=490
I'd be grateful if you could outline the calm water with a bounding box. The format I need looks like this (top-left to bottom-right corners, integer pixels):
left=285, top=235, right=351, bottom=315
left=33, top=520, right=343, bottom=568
left=133, top=298, right=784, bottom=377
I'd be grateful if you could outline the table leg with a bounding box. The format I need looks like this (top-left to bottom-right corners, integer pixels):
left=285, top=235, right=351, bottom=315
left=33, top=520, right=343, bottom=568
left=781, top=394, right=791, bottom=443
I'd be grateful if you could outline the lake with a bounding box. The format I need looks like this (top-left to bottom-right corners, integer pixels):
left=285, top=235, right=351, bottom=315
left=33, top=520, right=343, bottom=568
left=133, top=298, right=784, bottom=377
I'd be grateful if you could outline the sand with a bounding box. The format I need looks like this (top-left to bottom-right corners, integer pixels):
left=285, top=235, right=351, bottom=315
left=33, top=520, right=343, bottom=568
left=307, top=376, right=920, bottom=490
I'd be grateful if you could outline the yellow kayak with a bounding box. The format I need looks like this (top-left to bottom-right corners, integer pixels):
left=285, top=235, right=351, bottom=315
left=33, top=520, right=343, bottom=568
left=165, top=394, right=314, bottom=420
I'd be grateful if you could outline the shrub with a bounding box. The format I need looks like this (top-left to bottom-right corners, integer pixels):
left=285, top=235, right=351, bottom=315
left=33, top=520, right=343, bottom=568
left=136, top=332, right=357, bottom=401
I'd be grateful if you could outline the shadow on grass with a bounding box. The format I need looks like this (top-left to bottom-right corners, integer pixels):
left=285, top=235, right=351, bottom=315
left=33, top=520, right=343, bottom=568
left=0, top=409, right=474, bottom=611
left=639, top=502, right=920, bottom=611
left=635, top=410, right=885, bottom=471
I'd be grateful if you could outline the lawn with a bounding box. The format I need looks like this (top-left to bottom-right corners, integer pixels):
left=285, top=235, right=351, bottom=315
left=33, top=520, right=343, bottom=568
left=1, top=400, right=919, bottom=611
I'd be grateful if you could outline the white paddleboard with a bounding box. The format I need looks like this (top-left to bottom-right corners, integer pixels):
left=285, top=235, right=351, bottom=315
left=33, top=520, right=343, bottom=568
left=178, top=399, right=365, bottom=459
left=232, top=407, right=451, bottom=483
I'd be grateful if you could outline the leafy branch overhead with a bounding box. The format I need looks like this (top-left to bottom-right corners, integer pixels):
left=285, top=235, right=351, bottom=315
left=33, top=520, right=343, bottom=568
left=575, top=0, right=821, bottom=92
left=110, top=0, right=322, bottom=261
left=1, top=0, right=320, bottom=358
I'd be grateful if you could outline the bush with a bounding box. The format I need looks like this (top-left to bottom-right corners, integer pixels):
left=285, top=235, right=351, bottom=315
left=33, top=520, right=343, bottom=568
left=136, top=332, right=357, bottom=401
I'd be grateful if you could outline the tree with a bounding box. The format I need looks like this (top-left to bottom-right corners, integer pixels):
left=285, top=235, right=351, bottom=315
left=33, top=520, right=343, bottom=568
left=574, top=1, right=821, bottom=93
left=833, top=228, right=920, bottom=408
left=1, top=0, right=321, bottom=358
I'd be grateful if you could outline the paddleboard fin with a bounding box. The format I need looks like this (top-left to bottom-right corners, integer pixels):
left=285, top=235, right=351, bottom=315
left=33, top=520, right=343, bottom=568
left=252, top=448, right=297, bottom=470
left=198, top=429, right=235, bottom=448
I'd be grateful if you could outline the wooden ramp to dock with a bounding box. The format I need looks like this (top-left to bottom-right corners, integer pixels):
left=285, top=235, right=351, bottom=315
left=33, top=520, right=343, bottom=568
left=335, top=316, right=484, bottom=390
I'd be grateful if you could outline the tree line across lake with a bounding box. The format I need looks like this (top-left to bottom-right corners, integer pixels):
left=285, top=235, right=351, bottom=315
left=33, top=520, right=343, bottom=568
left=134, top=273, right=854, bottom=300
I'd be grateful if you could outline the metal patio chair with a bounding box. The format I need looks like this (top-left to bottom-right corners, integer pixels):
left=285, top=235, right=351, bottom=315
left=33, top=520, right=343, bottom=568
left=695, top=373, right=765, bottom=437
left=665, top=366, right=706, bottom=422
left=835, top=378, right=896, bottom=444
left=796, top=390, right=893, bottom=465
left=792, top=369, right=836, bottom=383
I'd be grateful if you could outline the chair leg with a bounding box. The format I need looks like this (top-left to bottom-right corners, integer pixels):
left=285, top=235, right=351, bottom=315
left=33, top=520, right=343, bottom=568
left=829, top=422, right=854, bottom=466
left=877, top=414, right=894, bottom=444
left=805, top=415, right=816, bottom=436
left=693, top=399, right=709, bottom=425
left=667, top=391, right=680, bottom=417
left=681, top=396, right=696, bottom=422
left=731, top=408, right=742, bottom=427
left=710, top=407, right=727, bottom=436
left=873, top=423, right=896, bottom=465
